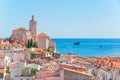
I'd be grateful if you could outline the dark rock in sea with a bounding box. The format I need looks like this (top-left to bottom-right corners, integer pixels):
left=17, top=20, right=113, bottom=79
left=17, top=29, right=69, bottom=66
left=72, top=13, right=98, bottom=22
left=74, top=41, right=80, bottom=45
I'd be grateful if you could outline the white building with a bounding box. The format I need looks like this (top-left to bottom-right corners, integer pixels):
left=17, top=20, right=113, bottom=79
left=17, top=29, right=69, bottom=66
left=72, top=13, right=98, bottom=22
left=98, top=67, right=112, bottom=80
left=0, top=54, right=10, bottom=66
left=0, top=41, right=24, bottom=63
left=9, top=60, right=26, bottom=78
left=26, top=63, right=41, bottom=70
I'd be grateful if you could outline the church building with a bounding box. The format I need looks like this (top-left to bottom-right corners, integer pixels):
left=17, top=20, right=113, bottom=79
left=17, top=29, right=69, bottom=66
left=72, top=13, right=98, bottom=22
left=10, top=15, right=56, bottom=51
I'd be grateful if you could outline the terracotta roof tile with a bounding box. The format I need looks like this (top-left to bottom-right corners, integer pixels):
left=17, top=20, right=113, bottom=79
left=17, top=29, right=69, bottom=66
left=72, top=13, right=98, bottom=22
left=0, top=54, right=5, bottom=58
left=14, top=27, right=28, bottom=31
left=0, top=69, right=4, bottom=73
left=37, top=32, right=50, bottom=38
left=0, top=43, right=21, bottom=47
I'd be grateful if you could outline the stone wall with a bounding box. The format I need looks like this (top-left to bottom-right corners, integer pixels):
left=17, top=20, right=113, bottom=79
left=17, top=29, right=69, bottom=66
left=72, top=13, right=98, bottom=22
left=37, top=38, right=49, bottom=50
left=49, top=40, right=56, bottom=51
left=10, top=30, right=32, bottom=43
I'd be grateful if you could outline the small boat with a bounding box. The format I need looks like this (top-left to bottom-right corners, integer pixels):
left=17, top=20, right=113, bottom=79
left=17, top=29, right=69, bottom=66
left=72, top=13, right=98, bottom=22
left=74, top=41, right=80, bottom=45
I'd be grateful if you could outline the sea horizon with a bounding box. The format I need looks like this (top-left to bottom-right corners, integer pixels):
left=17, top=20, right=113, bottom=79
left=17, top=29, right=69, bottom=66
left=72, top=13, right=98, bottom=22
left=52, top=38, right=120, bottom=39
left=52, top=38, right=120, bottom=57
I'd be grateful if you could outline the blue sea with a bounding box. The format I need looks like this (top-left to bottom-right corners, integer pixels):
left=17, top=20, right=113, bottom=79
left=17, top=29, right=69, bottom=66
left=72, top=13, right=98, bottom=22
left=52, top=39, right=120, bottom=56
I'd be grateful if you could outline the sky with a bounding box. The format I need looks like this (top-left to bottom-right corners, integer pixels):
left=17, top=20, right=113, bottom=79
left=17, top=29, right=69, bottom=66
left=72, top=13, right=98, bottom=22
left=1, top=0, right=120, bottom=38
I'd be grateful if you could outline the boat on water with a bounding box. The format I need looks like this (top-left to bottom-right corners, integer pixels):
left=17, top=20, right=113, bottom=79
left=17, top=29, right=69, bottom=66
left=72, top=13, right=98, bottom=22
left=74, top=41, right=80, bottom=45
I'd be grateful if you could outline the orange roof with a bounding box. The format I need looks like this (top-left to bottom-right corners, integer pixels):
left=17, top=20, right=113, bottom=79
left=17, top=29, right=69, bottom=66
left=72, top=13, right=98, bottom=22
left=0, top=43, right=21, bottom=47
left=0, top=69, right=4, bottom=73
left=0, top=44, right=13, bottom=47
left=33, top=51, right=43, bottom=55
left=60, top=63, right=87, bottom=73
left=38, top=48, right=44, bottom=52
left=0, top=54, right=5, bottom=58
left=111, top=61, right=120, bottom=69
left=36, top=48, right=44, bottom=53
left=63, top=68, right=92, bottom=76
left=37, top=70, right=56, bottom=76
left=37, top=32, right=50, bottom=38
left=97, top=57, right=120, bottom=69
left=14, top=27, right=28, bottom=31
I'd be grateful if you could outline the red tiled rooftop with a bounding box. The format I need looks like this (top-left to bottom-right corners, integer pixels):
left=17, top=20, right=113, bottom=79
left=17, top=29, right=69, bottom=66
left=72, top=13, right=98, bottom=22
left=13, top=27, right=28, bottom=31
left=37, top=70, right=56, bottom=76
left=60, top=63, right=87, bottom=72
left=37, top=32, right=50, bottom=38
left=0, top=43, right=22, bottom=47
left=0, top=54, right=5, bottom=58
left=0, top=68, right=4, bottom=73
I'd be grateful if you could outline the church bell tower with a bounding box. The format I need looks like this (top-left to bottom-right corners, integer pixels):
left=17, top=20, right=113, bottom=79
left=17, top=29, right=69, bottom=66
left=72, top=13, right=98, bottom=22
left=29, top=15, right=37, bottom=41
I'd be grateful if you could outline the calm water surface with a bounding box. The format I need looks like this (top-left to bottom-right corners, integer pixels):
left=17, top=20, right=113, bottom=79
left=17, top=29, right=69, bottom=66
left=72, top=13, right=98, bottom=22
left=52, top=38, right=120, bottom=56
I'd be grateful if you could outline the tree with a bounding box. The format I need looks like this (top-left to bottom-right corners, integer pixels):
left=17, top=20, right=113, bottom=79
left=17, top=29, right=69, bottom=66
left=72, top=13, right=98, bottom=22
left=26, top=39, right=37, bottom=48
left=52, top=52, right=54, bottom=57
left=27, top=39, right=31, bottom=48
left=30, top=39, right=33, bottom=47
left=31, top=68, right=38, bottom=75
left=33, top=42, right=37, bottom=48
left=30, top=52, right=35, bottom=59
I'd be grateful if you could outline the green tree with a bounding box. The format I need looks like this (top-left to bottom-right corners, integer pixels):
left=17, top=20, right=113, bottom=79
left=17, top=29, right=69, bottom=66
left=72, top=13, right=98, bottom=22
left=33, top=42, right=37, bottom=48
left=47, top=49, right=52, bottom=52
left=27, top=39, right=31, bottom=48
left=30, top=52, right=35, bottom=59
left=26, top=39, right=38, bottom=48
left=52, top=52, right=54, bottom=57
left=30, top=39, right=33, bottom=47
left=31, top=68, right=38, bottom=75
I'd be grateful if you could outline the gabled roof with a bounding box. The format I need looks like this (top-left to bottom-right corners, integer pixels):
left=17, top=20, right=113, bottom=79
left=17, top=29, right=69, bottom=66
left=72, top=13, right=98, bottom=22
left=37, top=32, right=50, bottom=38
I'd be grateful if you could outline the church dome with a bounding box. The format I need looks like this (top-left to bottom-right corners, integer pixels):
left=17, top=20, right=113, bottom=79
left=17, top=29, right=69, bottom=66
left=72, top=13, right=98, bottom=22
left=37, top=32, right=50, bottom=38
left=14, top=27, right=28, bottom=31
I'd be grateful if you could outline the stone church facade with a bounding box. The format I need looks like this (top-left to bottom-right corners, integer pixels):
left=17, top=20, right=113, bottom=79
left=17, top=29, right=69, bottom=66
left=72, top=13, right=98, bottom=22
left=10, top=15, right=56, bottom=51
left=10, top=27, right=32, bottom=44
